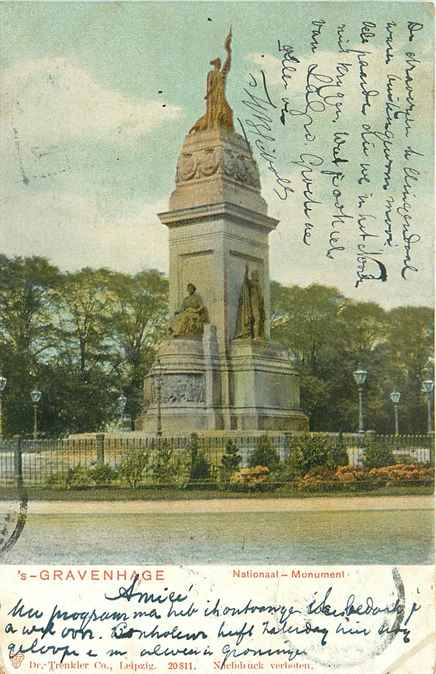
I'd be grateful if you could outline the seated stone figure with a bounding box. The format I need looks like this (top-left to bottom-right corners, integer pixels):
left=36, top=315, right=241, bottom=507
left=168, top=283, right=208, bottom=338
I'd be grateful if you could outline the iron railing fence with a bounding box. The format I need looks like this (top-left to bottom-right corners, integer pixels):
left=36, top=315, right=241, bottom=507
left=345, top=434, right=434, bottom=467
left=0, top=432, right=433, bottom=488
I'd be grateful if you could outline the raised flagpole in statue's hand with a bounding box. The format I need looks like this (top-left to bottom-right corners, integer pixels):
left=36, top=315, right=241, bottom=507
left=224, top=26, right=232, bottom=52
left=222, top=27, right=232, bottom=76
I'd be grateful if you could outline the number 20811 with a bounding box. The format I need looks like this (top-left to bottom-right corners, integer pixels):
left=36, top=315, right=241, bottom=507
left=168, top=664, right=194, bottom=671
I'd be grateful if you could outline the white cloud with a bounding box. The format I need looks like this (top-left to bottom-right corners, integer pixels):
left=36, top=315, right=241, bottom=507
left=1, top=171, right=432, bottom=309
left=261, top=172, right=434, bottom=308
left=247, top=52, right=285, bottom=87
left=0, top=57, right=183, bottom=147
left=244, top=43, right=433, bottom=308
left=247, top=45, right=433, bottom=121
left=0, top=187, right=169, bottom=274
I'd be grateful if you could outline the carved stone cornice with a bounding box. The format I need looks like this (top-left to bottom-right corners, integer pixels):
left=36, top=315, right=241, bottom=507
left=159, top=201, right=278, bottom=233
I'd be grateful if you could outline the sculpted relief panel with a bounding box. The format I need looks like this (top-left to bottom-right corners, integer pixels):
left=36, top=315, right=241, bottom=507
left=176, top=146, right=261, bottom=189
left=152, top=374, right=206, bottom=405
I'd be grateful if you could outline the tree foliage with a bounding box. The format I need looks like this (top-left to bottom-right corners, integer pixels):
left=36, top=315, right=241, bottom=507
left=189, top=433, right=210, bottom=480
left=0, top=255, right=432, bottom=436
left=286, top=434, right=349, bottom=477
left=0, top=256, right=168, bottom=436
left=271, top=282, right=433, bottom=434
left=109, top=270, right=168, bottom=426
left=248, top=435, right=280, bottom=470
left=221, top=439, right=241, bottom=479
left=363, top=443, right=395, bottom=469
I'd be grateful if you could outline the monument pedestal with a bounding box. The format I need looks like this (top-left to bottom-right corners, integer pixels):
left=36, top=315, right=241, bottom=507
left=229, top=339, right=307, bottom=431
left=137, top=328, right=308, bottom=433
left=137, top=124, right=309, bottom=433
left=140, top=336, right=214, bottom=433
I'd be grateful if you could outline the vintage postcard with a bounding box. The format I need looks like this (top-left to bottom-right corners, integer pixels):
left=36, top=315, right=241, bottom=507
left=0, top=1, right=434, bottom=673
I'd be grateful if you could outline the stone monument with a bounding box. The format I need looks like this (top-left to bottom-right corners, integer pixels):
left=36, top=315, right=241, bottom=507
left=136, top=31, right=308, bottom=433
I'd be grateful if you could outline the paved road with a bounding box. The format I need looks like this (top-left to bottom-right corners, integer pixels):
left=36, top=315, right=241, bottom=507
left=0, top=494, right=432, bottom=514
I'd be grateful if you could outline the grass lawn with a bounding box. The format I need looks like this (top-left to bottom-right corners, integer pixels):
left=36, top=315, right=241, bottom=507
left=0, top=483, right=433, bottom=501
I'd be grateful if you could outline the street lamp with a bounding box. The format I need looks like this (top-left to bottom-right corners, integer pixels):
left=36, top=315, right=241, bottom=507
left=390, top=390, right=401, bottom=435
left=421, top=379, right=434, bottom=434
left=30, top=388, right=42, bottom=440
left=117, top=393, right=127, bottom=430
left=0, top=375, right=7, bottom=440
left=155, top=357, right=162, bottom=439
left=353, top=366, right=368, bottom=433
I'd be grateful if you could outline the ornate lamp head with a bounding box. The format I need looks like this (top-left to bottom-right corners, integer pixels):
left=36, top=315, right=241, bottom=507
left=353, top=367, right=368, bottom=387
left=422, top=380, right=434, bottom=395
left=117, top=393, right=127, bottom=414
left=390, top=391, right=401, bottom=404
left=31, top=389, right=42, bottom=404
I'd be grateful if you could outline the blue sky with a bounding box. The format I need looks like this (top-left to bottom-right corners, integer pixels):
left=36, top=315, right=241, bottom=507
left=0, top=1, right=433, bottom=307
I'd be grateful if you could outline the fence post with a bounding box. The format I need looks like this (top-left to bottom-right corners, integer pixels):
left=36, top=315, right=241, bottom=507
left=96, top=433, right=105, bottom=465
left=430, top=433, right=435, bottom=466
left=14, top=436, right=23, bottom=486
left=365, top=430, right=377, bottom=443
left=359, top=430, right=376, bottom=466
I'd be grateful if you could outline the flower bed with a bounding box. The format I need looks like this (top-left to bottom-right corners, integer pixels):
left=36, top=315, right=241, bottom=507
left=294, top=466, right=338, bottom=492
left=229, top=466, right=272, bottom=491
left=335, top=466, right=368, bottom=482
left=368, top=464, right=434, bottom=486
left=293, top=464, right=434, bottom=492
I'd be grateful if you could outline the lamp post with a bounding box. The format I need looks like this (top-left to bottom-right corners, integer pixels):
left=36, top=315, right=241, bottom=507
left=353, top=367, right=368, bottom=433
left=421, top=379, right=434, bottom=434
left=155, top=358, right=162, bottom=439
left=390, top=390, right=401, bottom=435
left=117, top=393, right=127, bottom=430
left=0, top=376, right=7, bottom=440
left=30, top=388, right=42, bottom=440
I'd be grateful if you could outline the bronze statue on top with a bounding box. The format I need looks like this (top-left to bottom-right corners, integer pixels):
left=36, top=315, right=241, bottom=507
left=189, top=29, right=234, bottom=134
left=234, top=266, right=265, bottom=340
left=168, top=283, right=208, bottom=338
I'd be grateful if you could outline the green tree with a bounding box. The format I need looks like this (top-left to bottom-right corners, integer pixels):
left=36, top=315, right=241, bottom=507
left=150, top=439, right=191, bottom=487
left=385, top=306, right=434, bottom=433
left=108, top=270, right=168, bottom=427
left=1, top=252, right=432, bottom=440
left=55, top=268, right=114, bottom=376
left=249, top=435, right=280, bottom=469
left=150, top=439, right=177, bottom=484
left=363, top=442, right=395, bottom=469
left=189, top=433, right=210, bottom=480
left=271, top=282, right=349, bottom=430
left=270, top=280, right=433, bottom=434
left=52, top=268, right=118, bottom=432
left=286, top=433, right=348, bottom=477
left=119, top=446, right=149, bottom=487
left=221, top=439, right=241, bottom=479
left=0, top=255, right=61, bottom=434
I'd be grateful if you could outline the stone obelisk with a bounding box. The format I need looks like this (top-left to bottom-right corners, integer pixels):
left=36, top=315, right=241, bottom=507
left=137, top=31, right=308, bottom=433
